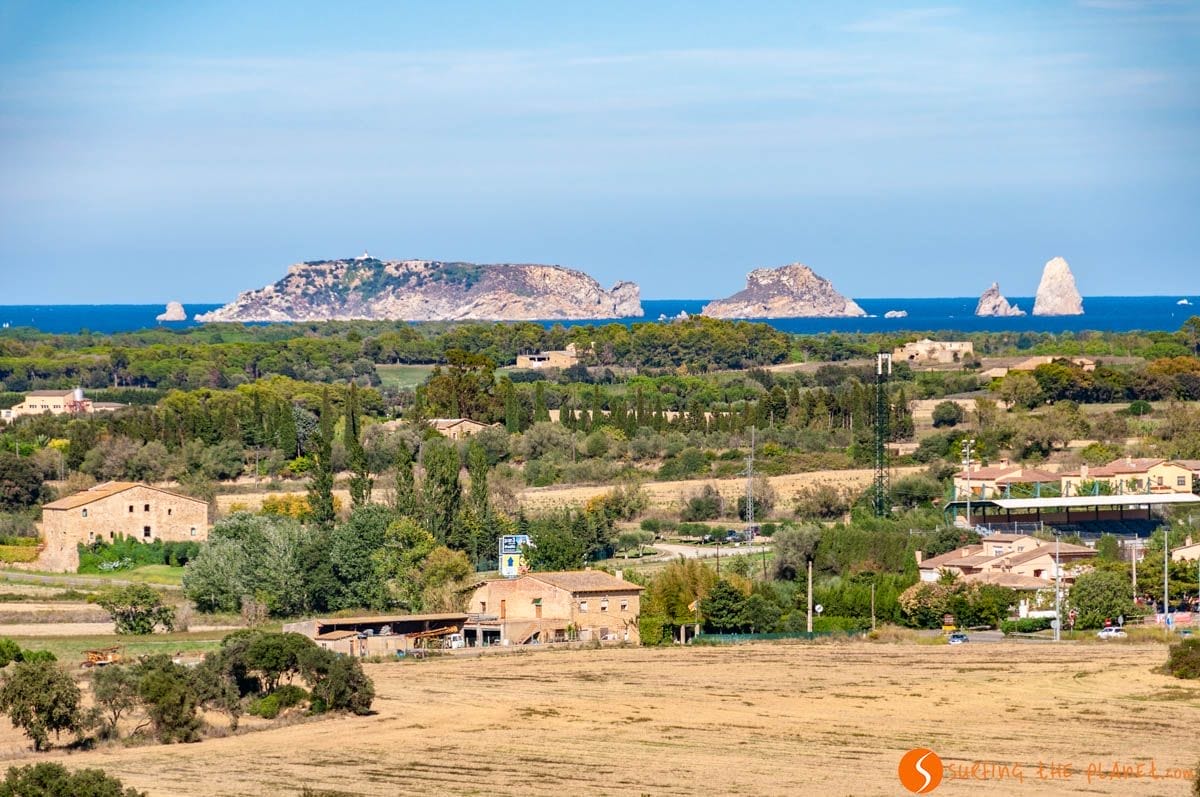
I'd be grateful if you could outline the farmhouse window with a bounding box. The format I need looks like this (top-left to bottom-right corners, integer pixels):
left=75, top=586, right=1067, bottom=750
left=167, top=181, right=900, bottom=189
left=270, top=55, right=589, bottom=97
left=1179, top=476, right=1187, bottom=487
left=620, top=599, right=629, bottom=611
left=129, top=505, right=134, bottom=513
left=600, top=599, right=609, bottom=612
left=168, top=508, right=172, bottom=516
left=190, top=528, right=196, bottom=537
left=143, top=526, right=151, bottom=539
left=579, top=600, right=588, bottom=613
left=81, top=509, right=87, bottom=518
left=144, top=504, right=150, bottom=512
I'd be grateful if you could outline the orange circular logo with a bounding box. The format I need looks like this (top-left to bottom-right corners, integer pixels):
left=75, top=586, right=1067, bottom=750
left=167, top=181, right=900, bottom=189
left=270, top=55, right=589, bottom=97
left=898, top=748, right=943, bottom=794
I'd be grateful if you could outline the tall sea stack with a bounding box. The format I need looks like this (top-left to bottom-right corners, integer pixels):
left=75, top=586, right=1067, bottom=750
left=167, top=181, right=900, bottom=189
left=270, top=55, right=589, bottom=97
left=1032, top=257, right=1083, bottom=316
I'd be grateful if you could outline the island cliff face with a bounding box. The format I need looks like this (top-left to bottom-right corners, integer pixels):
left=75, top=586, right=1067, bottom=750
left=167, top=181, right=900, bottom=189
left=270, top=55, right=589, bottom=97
left=701, top=263, right=865, bottom=319
left=1032, top=257, right=1083, bottom=316
left=195, top=257, right=643, bottom=322
left=975, top=283, right=1025, bottom=316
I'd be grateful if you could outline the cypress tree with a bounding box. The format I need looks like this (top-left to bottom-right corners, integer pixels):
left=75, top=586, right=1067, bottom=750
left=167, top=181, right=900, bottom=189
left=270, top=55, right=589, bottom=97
left=533, top=382, right=550, bottom=423
left=308, top=388, right=337, bottom=526
left=345, top=382, right=372, bottom=508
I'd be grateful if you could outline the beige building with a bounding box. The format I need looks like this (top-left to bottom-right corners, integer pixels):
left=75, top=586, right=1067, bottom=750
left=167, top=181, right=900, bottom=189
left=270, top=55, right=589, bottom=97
left=37, top=482, right=210, bottom=572
left=981, top=356, right=1096, bottom=381
left=283, top=613, right=471, bottom=657
left=893, top=339, right=974, bottom=365
left=429, top=418, right=495, bottom=440
left=1, top=389, right=123, bottom=423
left=516, top=343, right=580, bottom=370
left=468, top=570, right=643, bottom=645
left=954, top=464, right=1060, bottom=500
left=1060, top=458, right=1194, bottom=497
left=918, top=533, right=1095, bottom=585
left=1173, top=538, right=1200, bottom=563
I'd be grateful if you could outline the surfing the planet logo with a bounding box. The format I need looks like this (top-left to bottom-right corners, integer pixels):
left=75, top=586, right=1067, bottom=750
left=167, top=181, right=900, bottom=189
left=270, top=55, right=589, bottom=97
left=898, top=748, right=944, bottom=794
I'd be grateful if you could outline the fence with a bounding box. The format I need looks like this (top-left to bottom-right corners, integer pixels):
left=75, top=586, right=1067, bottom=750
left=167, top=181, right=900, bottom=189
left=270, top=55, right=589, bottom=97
left=692, top=631, right=856, bottom=645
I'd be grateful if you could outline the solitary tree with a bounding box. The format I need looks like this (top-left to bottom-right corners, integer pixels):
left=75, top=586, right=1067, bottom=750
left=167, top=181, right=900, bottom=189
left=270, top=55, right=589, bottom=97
left=96, top=585, right=175, bottom=635
left=0, top=662, right=83, bottom=751
left=90, top=664, right=140, bottom=738
left=773, top=525, right=822, bottom=632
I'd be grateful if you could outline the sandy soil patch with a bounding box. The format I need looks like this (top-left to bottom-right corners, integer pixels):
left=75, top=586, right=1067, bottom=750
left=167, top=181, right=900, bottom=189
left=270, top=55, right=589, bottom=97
left=9, top=640, right=1195, bottom=796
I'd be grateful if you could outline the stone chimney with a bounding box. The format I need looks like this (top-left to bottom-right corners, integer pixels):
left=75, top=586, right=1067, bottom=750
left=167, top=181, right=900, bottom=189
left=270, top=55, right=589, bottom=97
left=615, top=569, right=624, bottom=582
left=914, top=551, right=923, bottom=565
left=1081, top=464, right=1089, bottom=479
left=1187, top=537, right=1194, bottom=547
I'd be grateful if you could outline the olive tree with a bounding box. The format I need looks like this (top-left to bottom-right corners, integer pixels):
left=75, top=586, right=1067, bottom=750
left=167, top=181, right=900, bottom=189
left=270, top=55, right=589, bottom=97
left=0, top=662, right=83, bottom=750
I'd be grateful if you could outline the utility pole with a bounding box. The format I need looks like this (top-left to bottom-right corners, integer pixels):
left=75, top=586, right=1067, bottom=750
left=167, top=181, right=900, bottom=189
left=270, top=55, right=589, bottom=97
left=1132, top=542, right=1137, bottom=601
left=871, top=582, right=877, bottom=632
left=962, top=438, right=975, bottom=529
left=745, top=426, right=755, bottom=538
left=1054, top=532, right=1062, bottom=642
left=1164, top=530, right=1171, bottom=632
left=806, top=556, right=814, bottom=634
left=873, top=353, right=892, bottom=517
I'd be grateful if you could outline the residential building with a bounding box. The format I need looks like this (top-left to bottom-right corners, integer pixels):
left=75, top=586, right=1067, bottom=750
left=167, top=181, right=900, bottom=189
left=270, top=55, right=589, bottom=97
left=953, top=464, right=1060, bottom=500
left=1, top=389, right=124, bottom=423
left=37, top=482, right=210, bottom=572
left=917, top=533, right=1095, bottom=585
left=1173, top=537, right=1200, bottom=563
left=892, top=339, right=974, bottom=365
left=1060, top=458, right=1194, bottom=497
left=981, top=356, right=1096, bottom=381
left=516, top=343, right=580, bottom=369
left=467, top=570, right=644, bottom=645
left=428, top=418, right=495, bottom=440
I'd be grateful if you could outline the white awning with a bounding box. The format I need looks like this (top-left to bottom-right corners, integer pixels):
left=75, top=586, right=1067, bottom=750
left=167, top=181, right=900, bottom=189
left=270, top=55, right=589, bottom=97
left=982, top=494, right=1200, bottom=511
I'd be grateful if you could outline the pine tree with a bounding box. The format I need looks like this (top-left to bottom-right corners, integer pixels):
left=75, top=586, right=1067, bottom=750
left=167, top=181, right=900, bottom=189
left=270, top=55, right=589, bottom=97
left=421, top=439, right=462, bottom=544
left=308, top=388, right=337, bottom=526
left=345, top=382, right=372, bottom=508
left=276, top=400, right=298, bottom=458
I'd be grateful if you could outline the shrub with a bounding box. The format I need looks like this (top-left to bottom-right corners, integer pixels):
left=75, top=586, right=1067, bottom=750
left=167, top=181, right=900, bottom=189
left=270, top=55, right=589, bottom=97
left=0, top=639, right=19, bottom=668
left=931, top=401, right=965, bottom=427
left=1164, top=638, right=1200, bottom=680
left=680, top=485, right=721, bottom=522
left=16, top=650, right=55, bottom=665
left=96, top=585, right=175, bottom=635
left=999, top=617, right=1054, bottom=635
left=0, top=763, right=146, bottom=797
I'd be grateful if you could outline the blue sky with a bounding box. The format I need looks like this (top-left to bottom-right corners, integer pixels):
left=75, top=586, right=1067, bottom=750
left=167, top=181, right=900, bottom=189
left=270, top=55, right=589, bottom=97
left=1, top=1, right=1197, bottom=303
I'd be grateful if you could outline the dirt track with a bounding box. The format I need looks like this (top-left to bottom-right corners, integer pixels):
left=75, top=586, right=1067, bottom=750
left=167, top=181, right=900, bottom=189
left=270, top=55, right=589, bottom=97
left=14, top=640, right=1198, bottom=796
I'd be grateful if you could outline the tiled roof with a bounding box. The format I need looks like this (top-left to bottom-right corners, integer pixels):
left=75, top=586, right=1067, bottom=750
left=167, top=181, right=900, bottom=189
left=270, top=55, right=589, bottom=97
left=1001, top=543, right=1095, bottom=567
left=1106, top=458, right=1165, bottom=473
left=958, top=466, right=1021, bottom=481
left=995, top=469, right=1060, bottom=484
left=42, top=481, right=206, bottom=510
left=961, top=572, right=1052, bottom=590
left=527, top=571, right=644, bottom=593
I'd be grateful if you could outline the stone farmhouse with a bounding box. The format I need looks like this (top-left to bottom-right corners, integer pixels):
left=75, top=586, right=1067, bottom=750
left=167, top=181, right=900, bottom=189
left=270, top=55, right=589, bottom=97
left=516, top=343, right=580, bottom=370
left=892, top=339, right=974, bottom=365
left=468, top=570, right=643, bottom=645
left=36, top=482, right=210, bottom=571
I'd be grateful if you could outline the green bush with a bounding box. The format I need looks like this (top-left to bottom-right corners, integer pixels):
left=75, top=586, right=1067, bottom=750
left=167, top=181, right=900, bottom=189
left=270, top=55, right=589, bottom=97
left=250, top=684, right=309, bottom=719
left=1164, top=638, right=1200, bottom=680
left=1000, top=617, right=1054, bottom=635
left=0, top=762, right=146, bottom=797
left=78, top=537, right=200, bottom=573
left=0, top=639, right=19, bottom=668
left=16, top=650, right=56, bottom=664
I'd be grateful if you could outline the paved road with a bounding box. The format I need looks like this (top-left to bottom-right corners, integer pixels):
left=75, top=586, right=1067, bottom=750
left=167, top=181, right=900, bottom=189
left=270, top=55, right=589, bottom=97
left=654, top=542, right=773, bottom=561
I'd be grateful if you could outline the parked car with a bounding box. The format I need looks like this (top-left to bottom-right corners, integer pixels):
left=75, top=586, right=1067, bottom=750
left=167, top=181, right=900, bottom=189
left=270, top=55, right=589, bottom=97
left=1097, top=627, right=1127, bottom=640
left=947, top=632, right=969, bottom=645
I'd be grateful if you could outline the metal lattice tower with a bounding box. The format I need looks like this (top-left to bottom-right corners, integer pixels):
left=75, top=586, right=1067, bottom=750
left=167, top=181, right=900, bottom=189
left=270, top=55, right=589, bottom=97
left=873, top=352, right=892, bottom=516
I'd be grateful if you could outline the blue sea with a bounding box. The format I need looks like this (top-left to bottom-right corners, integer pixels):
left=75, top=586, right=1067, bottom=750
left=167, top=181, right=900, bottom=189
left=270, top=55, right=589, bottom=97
left=0, top=296, right=1196, bottom=335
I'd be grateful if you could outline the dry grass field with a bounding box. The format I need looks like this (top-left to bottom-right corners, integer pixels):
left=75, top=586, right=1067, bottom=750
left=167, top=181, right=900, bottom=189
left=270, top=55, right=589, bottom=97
left=215, top=466, right=924, bottom=517
left=11, top=640, right=1197, bottom=796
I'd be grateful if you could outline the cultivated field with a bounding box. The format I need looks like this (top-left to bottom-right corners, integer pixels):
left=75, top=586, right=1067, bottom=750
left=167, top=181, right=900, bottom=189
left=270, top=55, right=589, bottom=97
left=14, top=640, right=1198, bottom=796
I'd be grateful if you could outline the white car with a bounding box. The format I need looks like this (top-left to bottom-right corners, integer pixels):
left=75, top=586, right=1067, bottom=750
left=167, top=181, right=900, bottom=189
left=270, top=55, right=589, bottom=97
left=1096, top=627, right=1127, bottom=640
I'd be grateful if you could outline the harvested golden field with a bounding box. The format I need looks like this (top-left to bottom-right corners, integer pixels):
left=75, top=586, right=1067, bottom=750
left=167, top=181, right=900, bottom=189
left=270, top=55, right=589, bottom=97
left=19, top=640, right=1200, bottom=796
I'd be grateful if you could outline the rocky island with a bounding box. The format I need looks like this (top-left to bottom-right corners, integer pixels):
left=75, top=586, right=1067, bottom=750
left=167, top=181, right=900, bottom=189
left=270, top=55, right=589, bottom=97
left=155, top=301, right=187, bottom=322
left=194, top=256, right=643, bottom=322
left=701, top=263, right=865, bottom=319
left=1032, top=257, right=1083, bottom=316
left=975, top=283, right=1025, bottom=316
